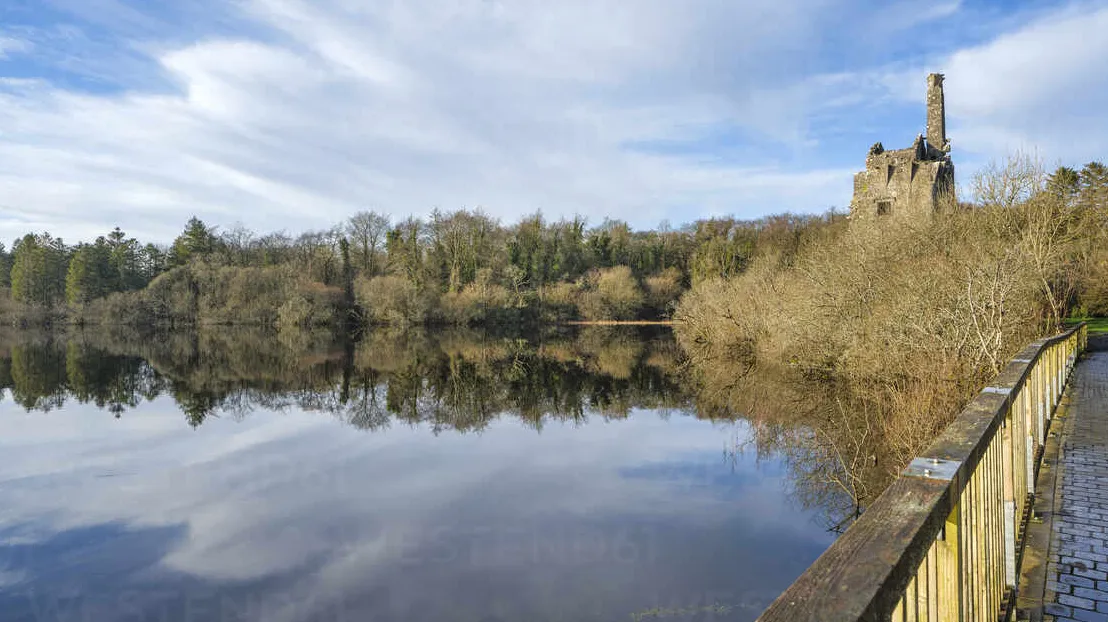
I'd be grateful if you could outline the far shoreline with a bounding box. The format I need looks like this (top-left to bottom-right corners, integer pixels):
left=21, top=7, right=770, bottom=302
left=563, top=320, right=677, bottom=326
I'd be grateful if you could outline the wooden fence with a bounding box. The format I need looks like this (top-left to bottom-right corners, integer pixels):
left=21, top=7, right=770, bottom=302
left=758, top=323, right=1088, bottom=621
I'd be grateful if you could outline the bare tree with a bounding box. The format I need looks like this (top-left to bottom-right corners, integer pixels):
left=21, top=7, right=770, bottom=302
left=1019, top=193, right=1082, bottom=331
left=219, top=223, right=255, bottom=266
left=346, top=211, right=390, bottom=277
left=971, top=151, right=1045, bottom=211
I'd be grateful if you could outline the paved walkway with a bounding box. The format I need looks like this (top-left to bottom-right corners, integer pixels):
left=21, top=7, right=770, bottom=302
left=1039, top=348, right=1108, bottom=622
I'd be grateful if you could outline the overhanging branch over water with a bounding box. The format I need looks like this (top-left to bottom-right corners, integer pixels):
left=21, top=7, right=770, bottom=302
left=758, top=323, right=1088, bottom=621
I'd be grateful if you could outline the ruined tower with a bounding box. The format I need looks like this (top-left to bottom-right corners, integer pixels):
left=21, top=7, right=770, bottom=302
left=926, top=73, right=948, bottom=154
left=849, top=73, right=955, bottom=221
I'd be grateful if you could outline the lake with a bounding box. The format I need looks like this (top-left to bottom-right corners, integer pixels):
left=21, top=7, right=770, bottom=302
left=0, top=327, right=842, bottom=622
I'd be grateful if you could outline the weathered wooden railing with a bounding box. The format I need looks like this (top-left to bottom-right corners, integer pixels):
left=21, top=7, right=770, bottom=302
left=759, top=323, right=1088, bottom=622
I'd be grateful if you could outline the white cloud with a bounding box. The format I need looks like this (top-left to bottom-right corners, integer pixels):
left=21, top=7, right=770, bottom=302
left=0, top=0, right=863, bottom=243
left=0, top=0, right=1104, bottom=243
left=883, top=3, right=1108, bottom=168
left=0, top=37, right=32, bottom=59
left=865, top=0, right=962, bottom=34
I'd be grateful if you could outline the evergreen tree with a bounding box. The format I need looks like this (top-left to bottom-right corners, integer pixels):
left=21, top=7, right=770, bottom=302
left=0, top=243, right=11, bottom=289
left=168, top=217, right=218, bottom=267
left=105, top=227, right=146, bottom=291
left=140, top=243, right=167, bottom=281
left=1079, top=162, right=1108, bottom=212
left=10, top=233, right=68, bottom=306
left=339, top=237, right=355, bottom=310
left=1047, top=166, right=1081, bottom=204
left=552, top=217, right=586, bottom=281
left=66, top=240, right=115, bottom=305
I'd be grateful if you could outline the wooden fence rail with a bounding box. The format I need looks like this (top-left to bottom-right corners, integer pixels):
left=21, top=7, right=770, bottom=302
left=758, top=323, right=1088, bottom=622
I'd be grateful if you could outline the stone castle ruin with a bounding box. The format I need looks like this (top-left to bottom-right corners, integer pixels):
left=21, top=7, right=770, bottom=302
left=849, top=74, right=955, bottom=221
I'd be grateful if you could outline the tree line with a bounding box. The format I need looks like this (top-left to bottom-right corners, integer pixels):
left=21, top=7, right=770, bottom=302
left=0, top=209, right=839, bottom=327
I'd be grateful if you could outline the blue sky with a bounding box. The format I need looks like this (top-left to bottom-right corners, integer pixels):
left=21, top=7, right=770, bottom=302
left=1, top=0, right=1107, bottom=243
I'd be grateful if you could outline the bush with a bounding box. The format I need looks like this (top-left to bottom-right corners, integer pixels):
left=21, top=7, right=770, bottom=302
left=441, top=276, right=517, bottom=325
left=679, top=212, right=1045, bottom=383
left=73, top=264, right=342, bottom=328
left=538, top=282, right=580, bottom=322
left=677, top=155, right=1089, bottom=470
left=209, top=266, right=290, bottom=324
left=577, top=266, right=644, bottom=321
left=644, top=268, right=684, bottom=317
left=143, top=266, right=200, bottom=325
left=287, top=281, right=344, bottom=327
left=0, top=288, right=64, bottom=327
left=356, top=275, right=436, bottom=325
left=77, top=291, right=153, bottom=326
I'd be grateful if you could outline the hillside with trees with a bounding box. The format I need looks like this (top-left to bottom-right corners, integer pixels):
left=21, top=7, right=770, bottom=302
left=0, top=210, right=838, bottom=329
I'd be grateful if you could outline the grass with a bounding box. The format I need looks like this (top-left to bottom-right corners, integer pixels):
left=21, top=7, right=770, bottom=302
left=1066, top=317, right=1108, bottom=334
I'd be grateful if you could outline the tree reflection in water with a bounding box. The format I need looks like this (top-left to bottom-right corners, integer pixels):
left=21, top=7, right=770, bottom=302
left=0, top=326, right=895, bottom=533
left=0, top=327, right=689, bottom=429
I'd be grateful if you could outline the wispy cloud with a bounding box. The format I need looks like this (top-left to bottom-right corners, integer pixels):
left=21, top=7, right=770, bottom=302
left=0, top=36, right=32, bottom=59
left=880, top=3, right=1108, bottom=170
left=0, top=0, right=1102, bottom=242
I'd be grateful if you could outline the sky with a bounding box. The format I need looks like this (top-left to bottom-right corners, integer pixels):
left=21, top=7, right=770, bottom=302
left=1, top=0, right=1107, bottom=244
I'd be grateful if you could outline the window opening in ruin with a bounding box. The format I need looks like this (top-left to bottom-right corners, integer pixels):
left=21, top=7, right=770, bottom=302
left=877, top=201, right=892, bottom=216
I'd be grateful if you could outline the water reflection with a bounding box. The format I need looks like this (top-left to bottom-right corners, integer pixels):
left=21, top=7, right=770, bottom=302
left=0, top=327, right=692, bottom=431
left=0, top=328, right=857, bottom=622
left=698, top=359, right=904, bottom=535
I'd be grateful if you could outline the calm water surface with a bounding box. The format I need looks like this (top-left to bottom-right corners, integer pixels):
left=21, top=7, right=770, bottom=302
left=0, top=328, right=840, bottom=621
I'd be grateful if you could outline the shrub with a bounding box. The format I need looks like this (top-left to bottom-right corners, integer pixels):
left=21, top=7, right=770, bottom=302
left=577, top=266, right=644, bottom=321
left=644, top=268, right=684, bottom=317
left=538, top=282, right=580, bottom=322
left=276, top=296, right=315, bottom=328
left=677, top=155, right=1088, bottom=473
left=74, top=264, right=342, bottom=328
left=77, top=291, right=153, bottom=326
left=196, top=265, right=291, bottom=325
left=356, top=275, right=436, bottom=325
left=441, top=279, right=516, bottom=325
left=143, top=266, right=200, bottom=325
left=0, top=288, right=65, bottom=327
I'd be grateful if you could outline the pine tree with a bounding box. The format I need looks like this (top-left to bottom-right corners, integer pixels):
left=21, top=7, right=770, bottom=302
left=168, top=217, right=218, bottom=267
left=10, top=233, right=68, bottom=306
left=66, top=240, right=114, bottom=305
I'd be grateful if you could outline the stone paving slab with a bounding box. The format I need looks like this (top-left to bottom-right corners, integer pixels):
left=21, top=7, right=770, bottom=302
left=1042, top=349, right=1108, bottom=622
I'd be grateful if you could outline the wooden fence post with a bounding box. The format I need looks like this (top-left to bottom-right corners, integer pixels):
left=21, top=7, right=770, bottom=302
left=939, top=501, right=964, bottom=621
left=1001, top=408, right=1016, bottom=588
